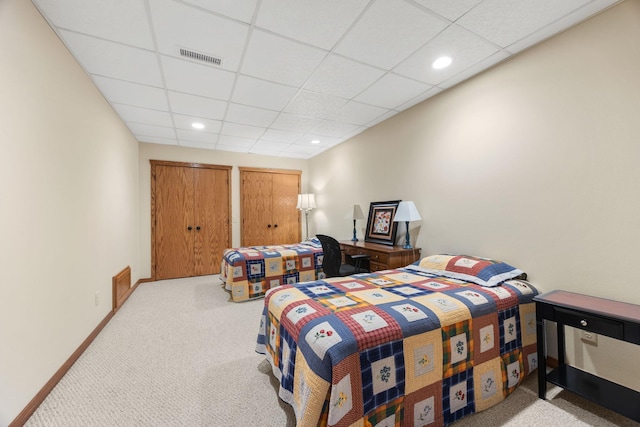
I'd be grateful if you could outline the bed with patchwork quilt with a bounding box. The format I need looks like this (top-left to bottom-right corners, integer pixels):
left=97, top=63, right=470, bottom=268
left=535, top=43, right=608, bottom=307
left=255, top=254, right=539, bottom=426
left=221, top=240, right=324, bottom=302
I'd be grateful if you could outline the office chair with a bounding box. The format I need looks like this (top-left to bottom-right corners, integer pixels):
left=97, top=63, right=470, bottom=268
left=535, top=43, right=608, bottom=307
left=317, top=234, right=370, bottom=278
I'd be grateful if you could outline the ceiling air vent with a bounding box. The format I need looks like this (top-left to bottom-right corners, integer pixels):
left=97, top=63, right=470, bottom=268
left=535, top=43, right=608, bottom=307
left=178, top=48, right=223, bottom=66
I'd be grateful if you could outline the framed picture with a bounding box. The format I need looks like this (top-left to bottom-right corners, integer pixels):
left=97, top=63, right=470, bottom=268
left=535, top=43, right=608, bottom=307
left=365, top=200, right=400, bottom=246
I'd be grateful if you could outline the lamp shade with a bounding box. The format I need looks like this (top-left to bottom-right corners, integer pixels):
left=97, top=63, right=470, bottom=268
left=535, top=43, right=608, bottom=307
left=393, top=201, right=421, bottom=222
left=296, top=193, right=316, bottom=210
left=352, top=204, right=365, bottom=220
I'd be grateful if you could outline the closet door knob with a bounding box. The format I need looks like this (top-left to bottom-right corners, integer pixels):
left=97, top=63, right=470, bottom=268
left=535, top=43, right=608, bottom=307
left=267, top=224, right=272, bottom=228
left=274, top=224, right=278, bottom=228
left=196, top=226, right=201, bottom=231
left=187, top=226, right=193, bottom=231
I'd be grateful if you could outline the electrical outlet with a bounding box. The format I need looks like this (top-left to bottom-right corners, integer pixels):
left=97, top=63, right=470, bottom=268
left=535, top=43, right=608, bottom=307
left=95, top=292, right=100, bottom=307
left=581, top=330, right=598, bottom=345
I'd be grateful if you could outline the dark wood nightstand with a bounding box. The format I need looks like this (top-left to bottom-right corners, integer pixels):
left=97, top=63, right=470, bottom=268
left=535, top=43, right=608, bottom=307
left=534, top=290, right=640, bottom=422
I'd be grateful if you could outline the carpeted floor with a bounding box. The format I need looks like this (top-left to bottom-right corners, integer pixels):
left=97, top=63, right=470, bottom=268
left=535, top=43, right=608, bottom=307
left=25, top=275, right=639, bottom=426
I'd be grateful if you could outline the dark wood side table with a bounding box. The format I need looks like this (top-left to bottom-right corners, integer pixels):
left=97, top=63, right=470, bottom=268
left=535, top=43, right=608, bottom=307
left=339, top=240, right=421, bottom=272
left=534, top=290, right=640, bottom=422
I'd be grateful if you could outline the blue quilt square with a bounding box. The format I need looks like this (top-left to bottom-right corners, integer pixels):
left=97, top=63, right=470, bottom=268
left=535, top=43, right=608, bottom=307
left=246, top=259, right=265, bottom=280
left=442, top=369, right=475, bottom=425
left=295, top=281, right=342, bottom=299
left=360, top=340, right=405, bottom=414
left=284, top=272, right=299, bottom=285
left=384, top=284, right=433, bottom=298
left=279, top=326, right=297, bottom=394
left=499, top=306, right=522, bottom=354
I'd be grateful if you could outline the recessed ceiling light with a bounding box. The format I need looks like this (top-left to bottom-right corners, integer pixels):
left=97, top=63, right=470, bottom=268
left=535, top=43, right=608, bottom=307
left=311, top=140, right=320, bottom=144
left=192, top=122, right=205, bottom=129
left=432, top=56, right=452, bottom=69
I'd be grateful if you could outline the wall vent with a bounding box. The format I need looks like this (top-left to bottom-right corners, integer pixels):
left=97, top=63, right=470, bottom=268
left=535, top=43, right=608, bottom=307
left=179, top=47, right=223, bottom=66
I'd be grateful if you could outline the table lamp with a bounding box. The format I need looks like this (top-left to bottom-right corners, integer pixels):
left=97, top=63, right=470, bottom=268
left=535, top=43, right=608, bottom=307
left=393, top=201, right=421, bottom=249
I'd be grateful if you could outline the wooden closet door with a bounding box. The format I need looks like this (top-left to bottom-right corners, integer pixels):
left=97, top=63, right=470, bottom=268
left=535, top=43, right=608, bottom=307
left=241, top=171, right=273, bottom=246
left=272, top=173, right=301, bottom=244
left=193, top=167, right=229, bottom=276
left=240, top=168, right=301, bottom=246
left=154, top=165, right=195, bottom=279
left=152, top=161, right=231, bottom=280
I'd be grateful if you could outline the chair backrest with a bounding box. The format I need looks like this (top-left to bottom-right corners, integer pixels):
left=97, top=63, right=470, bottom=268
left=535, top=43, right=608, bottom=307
left=316, top=234, right=342, bottom=278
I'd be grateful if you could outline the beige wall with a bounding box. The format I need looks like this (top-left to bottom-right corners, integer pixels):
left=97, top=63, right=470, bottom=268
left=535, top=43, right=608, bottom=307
left=310, top=0, right=640, bottom=389
left=0, top=0, right=141, bottom=424
left=137, top=143, right=309, bottom=278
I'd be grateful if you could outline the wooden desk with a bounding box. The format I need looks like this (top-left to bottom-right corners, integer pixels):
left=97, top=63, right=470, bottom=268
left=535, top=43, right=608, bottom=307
left=339, top=240, right=421, bottom=272
left=534, top=290, right=640, bottom=422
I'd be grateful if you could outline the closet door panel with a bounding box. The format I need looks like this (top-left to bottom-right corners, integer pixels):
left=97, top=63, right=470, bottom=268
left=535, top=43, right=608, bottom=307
left=272, top=173, right=301, bottom=244
left=241, top=171, right=273, bottom=246
left=194, top=167, right=229, bottom=276
left=155, top=165, right=195, bottom=280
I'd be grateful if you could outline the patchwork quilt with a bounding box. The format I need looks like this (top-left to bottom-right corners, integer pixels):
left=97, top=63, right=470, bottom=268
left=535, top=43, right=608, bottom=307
left=255, top=265, right=538, bottom=426
left=221, top=243, right=324, bottom=302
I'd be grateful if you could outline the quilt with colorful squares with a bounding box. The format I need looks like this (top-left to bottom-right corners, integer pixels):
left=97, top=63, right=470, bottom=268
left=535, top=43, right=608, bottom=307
left=255, top=264, right=538, bottom=426
left=221, top=243, right=325, bottom=302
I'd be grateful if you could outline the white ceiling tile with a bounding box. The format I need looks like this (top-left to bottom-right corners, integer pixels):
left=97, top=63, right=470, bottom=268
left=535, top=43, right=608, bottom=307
left=437, top=51, right=509, bottom=90
left=304, top=54, right=386, bottom=99
left=270, top=113, right=322, bottom=133
left=334, top=0, right=448, bottom=70
left=167, top=92, right=227, bottom=119
left=172, top=114, right=222, bottom=133
left=221, top=122, right=266, bottom=139
left=296, top=134, right=341, bottom=146
left=366, top=110, right=399, bottom=127
left=355, top=74, right=431, bottom=109
left=225, top=103, right=279, bottom=127
left=252, top=140, right=290, bottom=151
left=127, top=123, right=176, bottom=139
left=179, top=139, right=217, bottom=150
left=214, top=144, right=251, bottom=154
left=284, top=90, right=348, bottom=119
left=261, top=129, right=303, bottom=143
left=412, top=0, right=482, bottom=21
left=33, top=0, right=154, bottom=49
left=457, top=0, right=590, bottom=48
left=161, top=56, right=235, bottom=100
left=58, top=30, right=163, bottom=86
left=232, top=75, right=298, bottom=111
left=287, top=143, right=328, bottom=155
left=182, top=0, right=258, bottom=24
left=136, top=136, right=178, bottom=146
left=176, top=129, right=219, bottom=144
left=217, top=135, right=256, bottom=148
left=329, top=101, right=391, bottom=126
left=149, top=0, right=249, bottom=72
left=393, top=24, right=500, bottom=85
left=241, top=30, right=327, bottom=86
left=112, top=104, right=173, bottom=127
left=394, top=86, right=442, bottom=111
left=312, top=120, right=361, bottom=138
left=92, top=76, right=169, bottom=111
left=256, top=0, right=369, bottom=50
left=506, top=0, right=620, bottom=54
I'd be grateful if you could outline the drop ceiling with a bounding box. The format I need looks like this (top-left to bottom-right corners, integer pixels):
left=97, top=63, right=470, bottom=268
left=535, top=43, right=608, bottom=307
left=32, top=0, right=620, bottom=159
